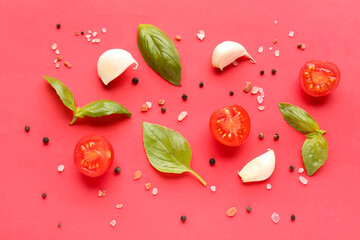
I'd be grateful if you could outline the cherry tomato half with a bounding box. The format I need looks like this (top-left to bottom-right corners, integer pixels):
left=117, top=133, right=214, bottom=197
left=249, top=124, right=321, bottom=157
left=299, top=60, right=340, bottom=97
left=74, top=135, right=114, bottom=177
left=209, top=105, right=251, bottom=146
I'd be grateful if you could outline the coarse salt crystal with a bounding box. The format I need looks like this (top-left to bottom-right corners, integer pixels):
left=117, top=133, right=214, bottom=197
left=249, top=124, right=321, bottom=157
left=274, top=20, right=278, bottom=24
left=133, top=170, right=142, bottom=180
left=178, top=111, right=187, bottom=121
left=258, top=46, right=264, bottom=53
left=145, top=183, right=152, bottom=190
left=54, top=59, right=58, bottom=63
left=110, top=220, right=116, bottom=227
left=289, top=31, right=295, bottom=37
left=269, top=47, right=273, bottom=51
left=55, top=49, right=60, bottom=55
left=299, top=176, right=308, bottom=185
left=197, top=30, right=205, bottom=40
left=95, top=38, right=101, bottom=43
left=260, top=91, right=265, bottom=98
left=266, top=183, right=272, bottom=190
left=271, top=212, right=280, bottom=223
left=298, top=168, right=304, bottom=173
left=141, top=104, right=149, bottom=112
left=88, top=30, right=92, bottom=34
left=233, top=60, right=238, bottom=66
left=145, top=102, right=152, bottom=109
left=92, top=39, right=96, bottom=43
left=102, top=28, right=107, bottom=33
left=57, top=165, right=65, bottom=172
left=92, top=32, right=98, bottom=37
left=55, top=62, right=60, bottom=68
left=258, top=106, right=265, bottom=111
left=210, top=186, right=216, bottom=192
left=116, top=203, right=123, bottom=209
left=274, top=50, right=280, bottom=57
left=251, top=86, right=259, bottom=94
left=158, top=99, right=165, bottom=106
left=87, top=38, right=91, bottom=42
left=152, top=187, right=158, bottom=196
left=85, top=34, right=91, bottom=39
left=98, top=190, right=103, bottom=197
left=257, top=95, right=263, bottom=104
left=51, top=43, right=57, bottom=50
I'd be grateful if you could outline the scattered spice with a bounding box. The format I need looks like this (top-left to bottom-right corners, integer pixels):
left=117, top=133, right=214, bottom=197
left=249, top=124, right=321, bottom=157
left=56, top=55, right=62, bottom=61
left=182, top=94, right=188, bottom=101
left=258, top=46, right=264, bottom=53
left=102, top=28, right=107, bottom=33
left=297, top=43, right=302, bottom=49
left=161, top=107, right=166, bottom=113
left=145, top=182, right=152, bottom=190
left=57, top=165, right=65, bottom=172
left=290, top=165, right=295, bottom=171
left=246, top=206, right=252, bottom=213
left=260, top=70, right=264, bottom=75
left=291, top=214, right=296, bottom=221
left=210, top=186, right=216, bottom=192
left=133, top=170, right=142, bottom=180
left=229, top=91, right=234, bottom=96
left=158, top=99, right=165, bottom=106
left=271, top=69, right=277, bottom=75
left=75, top=31, right=80, bottom=36
left=226, top=207, right=237, bottom=217
left=251, top=87, right=259, bottom=94
left=132, top=77, right=139, bottom=85
left=199, top=82, right=204, bottom=88
left=114, top=167, right=121, bottom=174
left=274, top=49, right=280, bottom=57
left=258, top=106, right=265, bottom=111
left=209, top=158, right=215, bottom=166
left=43, top=137, right=49, bottom=144
left=271, top=212, right=280, bottom=223
left=110, top=220, right=116, bottom=227
left=141, top=104, right=149, bottom=112
left=81, top=31, right=84, bottom=35
left=25, top=125, right=30, bottom=132
left=146, top=102, right=152, bottom=109
left=300, top=44, right=306, bottom=50
left=181, top=215, right=187, bottom=222
left=259, top=133, right=264, bottom=139
left=178, top=111, right=187, bottom=121
left=55, top=62, right=60, bottom=68
left=51, top=43, right=57, bottom=50
left=58, top=223, right=61, bottom=228
left=64, top=61, right=72, bottom=68
left=98, top=190, right=106, bottom=197
left=197, top=30, right=205, bottom=40
left=42, top=193, right=47, bottom=199
left=116, top=203, right=123, bottom=209
left=266, top=183, right=272, bottom=190
left=273, top=39, right=278, bottom=44
left=152, top=187, right=158, bottom=195
left=243, top=82, right=252, bottom=93
left=175, top=35, right=182, bottom=41
left=56, top=23, right=61, bottom=29
left=274, top=133, right=279, bottom=141
left=269, top=47, right=273, bottom=51
left=289, top=31, right=295, bottom=37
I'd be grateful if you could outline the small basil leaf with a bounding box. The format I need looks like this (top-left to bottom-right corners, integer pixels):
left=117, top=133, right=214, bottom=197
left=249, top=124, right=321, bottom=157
left=302, top=133, right=328, bottom=176
left=142, top=122, right=206, bottom=186
left=76, top=100, right=132, bottom=118
left=44, top=76, right=76, bottom=111
left=137, top=24, right=181, bottom=86
left=278, top=103, right=320, bottom=133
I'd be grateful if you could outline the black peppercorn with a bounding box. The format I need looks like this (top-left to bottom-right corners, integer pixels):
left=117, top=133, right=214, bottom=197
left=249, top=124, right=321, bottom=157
left=132, top=77, right=139, bottom=85
left=209, top=158, right=215, bottom=166
left=271, top=69, right=277, bottom=75
left=56, top=23, right=61, bottom=29
left=274, top=133, right=279, bottom=141
left=42, top=193, right=47, bottom=199
left=114, top=167, right=121, bottom=174
left=258, top=133, right=264, bottom=139
left=58, top=223, right=62, bottom=228
left=182, top=94, right=188, bottom=101
left=43, top=137, right=49, bottom=144
left=25, top=125, right=30, bottom=132
left=229, top=91, right=234, bottom=96
left=246, top=206, right=252, bottom=213
left=81, top=31, right=84, bottom=35
left=260, top=70, right=264, bottom=75
left=290, top=165, right=295, bottom=171
left=297, top=43, right=302, bottom=48
left=199, top=82, right=204, bottom=88
left=161, top=107, right=166, bottom=113
left=180, top=215, right=187, bottom=222
left=291, top=214, right=296, bottom=221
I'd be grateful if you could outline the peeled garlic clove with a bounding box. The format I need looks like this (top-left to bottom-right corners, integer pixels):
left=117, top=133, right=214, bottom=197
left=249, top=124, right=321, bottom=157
left=212, top=41, right=255, bottom=70
left=97, top=49, right=138, bottom=85
left=238, top=149, right=275, bottom=183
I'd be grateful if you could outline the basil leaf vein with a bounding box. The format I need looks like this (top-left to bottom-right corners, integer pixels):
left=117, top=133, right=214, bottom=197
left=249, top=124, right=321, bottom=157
left=302, top=133, right=328, bottom=176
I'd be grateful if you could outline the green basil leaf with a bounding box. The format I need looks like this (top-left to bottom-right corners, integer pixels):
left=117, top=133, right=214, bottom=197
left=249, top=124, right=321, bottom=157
left=137, top=24, right=181, bottom=86
left=142, top=122, right=206, bottom=186
left=44, top=76, right=76, bottom=111
left=278, top=102, right=320, bottom=133
left=302, top=133, right=328, bottom=176
left=76, top=100, right=132, bottom=118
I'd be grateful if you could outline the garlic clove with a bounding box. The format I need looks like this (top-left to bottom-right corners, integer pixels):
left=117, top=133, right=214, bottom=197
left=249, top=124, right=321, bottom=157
left=212, top=41, right=255, bottom=71
left=97, top=49, right=138, bottom=85
left=238, top=149, right=275, bottom=183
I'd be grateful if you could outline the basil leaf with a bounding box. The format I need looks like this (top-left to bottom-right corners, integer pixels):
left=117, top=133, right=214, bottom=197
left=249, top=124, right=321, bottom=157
left=44, top=76, right=76, bottom=111
left=302, top=133, right=328, bottom=176
left=137, top=24, right=181, bottom=86
left=278, top=103, right=320, bottom=133
left=142, top=122, right=206, bottom=186
left=76, top=100, right=132, bottom=118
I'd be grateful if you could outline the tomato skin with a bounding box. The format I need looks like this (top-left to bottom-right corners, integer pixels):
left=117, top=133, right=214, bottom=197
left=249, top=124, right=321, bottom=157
left=300, top=60, right=340, bottom=97
left=74, top=135, right=114, bottom=177
left=209, top=105, right=251, bottom=146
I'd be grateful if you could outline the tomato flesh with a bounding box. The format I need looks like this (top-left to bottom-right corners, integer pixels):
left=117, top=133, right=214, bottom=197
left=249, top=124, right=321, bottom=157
left=209, top=105, right=251, bottom=146
left=74, top=135, right=114, bottom=177
left=300, top=60, right=340, bottom=97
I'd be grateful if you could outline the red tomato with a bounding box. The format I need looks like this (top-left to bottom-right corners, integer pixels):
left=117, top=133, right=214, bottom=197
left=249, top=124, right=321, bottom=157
left=209, top=105, right=251, bottom=146
left=74, top=135, right=114, bottom=177
left=299, top=60, right=340, bottom=97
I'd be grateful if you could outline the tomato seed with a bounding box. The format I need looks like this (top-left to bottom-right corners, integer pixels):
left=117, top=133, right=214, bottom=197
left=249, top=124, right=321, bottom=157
left=133, top=170, right=142, bottom=180
left=145, top=183, right=152, bottom=190
left=180, top=215, right=187, bottom=222
left=226, top=207, right=237, bottom=217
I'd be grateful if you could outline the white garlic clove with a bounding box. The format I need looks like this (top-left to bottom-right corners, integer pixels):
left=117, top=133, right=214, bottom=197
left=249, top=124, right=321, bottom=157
left=238, top=149, right=275, bottom=183
left=97, top=49, right=138, bottom=85
left=212, top=41, right=255, bottom=71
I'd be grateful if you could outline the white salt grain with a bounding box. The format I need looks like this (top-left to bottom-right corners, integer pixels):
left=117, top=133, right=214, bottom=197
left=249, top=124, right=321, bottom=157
left=257, top=95, right=264, bottom=104
left=152, top=187, right=158, bottom=196
left=51, top=43, right=57, bottom=50
left=210, top=186, right=216, bottom=192
left=258, top=106, right=265, bottom=111
left=266, top=183, right=272, bottom=190
left=102, top=28, right=107, bottom=33
left=178, top=111, right=188, bottom=121
left=55, top=49, right=60, bottom=55
left=98, top=190, right=103, bottom=197
left=116, top=203, right=123, bottom=209
left=145, top=102, right=152, bottom=109
left=197, top=30, right=205, bottom=40
left=57, top=165, right=65, bottom=172
left=95, top=38, right=101, bottom=43
left=274, top=20, right=278, bottom=25
left=298, top=168, right=305, bottom=173
left=274, top=50, right=280, bottom=57
left=88, top=30, right=92, bottom=34
left=271, top=212, right=280, bottom=223
left=110, top=220, right=116, bottom=227
left=258, top=46, right=264, bottom=53
left=85, top=34, right=91, bottom=39
left=92, top=32, right=98, bottom=37
left=289, top=31, right=295, bottom=37
left=269, top=47, right=273, bottom=51
left=251, top=86, right=259, bottom=94
left=299, top=176, right=308, bottom=185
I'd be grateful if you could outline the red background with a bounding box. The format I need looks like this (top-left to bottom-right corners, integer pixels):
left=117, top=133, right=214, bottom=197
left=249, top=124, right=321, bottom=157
left=1, top=0, right=359, bottom=239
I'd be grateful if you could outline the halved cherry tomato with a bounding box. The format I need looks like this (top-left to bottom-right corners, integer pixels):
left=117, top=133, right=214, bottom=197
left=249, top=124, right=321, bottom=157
left=74, top=135, right=114, bottom=177
left=299, top=60, right=340, bottom=97
left=209, top=105, right=251, bottom=146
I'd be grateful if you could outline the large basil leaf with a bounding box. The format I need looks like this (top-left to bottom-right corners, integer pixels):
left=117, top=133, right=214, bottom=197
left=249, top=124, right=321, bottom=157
left=76, top=100, right=132, bottom=118
left=137, top=24, right=181, bottom=86
left=302, top=133, right=328, bottom=176
left=44, top=76, right=76, bottom=111
left=278, top=103, right=320, bottom=133
left=142, top=122, right=206, bottom=186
